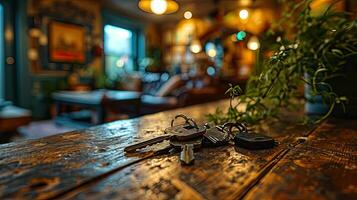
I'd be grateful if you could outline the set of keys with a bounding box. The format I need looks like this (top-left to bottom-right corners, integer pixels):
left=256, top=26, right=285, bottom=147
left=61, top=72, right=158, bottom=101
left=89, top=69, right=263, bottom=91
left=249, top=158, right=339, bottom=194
left=124, top=114, right=277, bottom=165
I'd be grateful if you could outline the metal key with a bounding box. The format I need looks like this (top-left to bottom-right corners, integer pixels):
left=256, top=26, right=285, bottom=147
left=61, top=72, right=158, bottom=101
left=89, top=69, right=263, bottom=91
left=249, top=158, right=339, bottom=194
left=124, top=115, right=206, bottom=153
left=170, top=137, right=202, bottom=165
left=181, top=144, right=194, bottom=165
left=203, top=123, right=230, bottom=147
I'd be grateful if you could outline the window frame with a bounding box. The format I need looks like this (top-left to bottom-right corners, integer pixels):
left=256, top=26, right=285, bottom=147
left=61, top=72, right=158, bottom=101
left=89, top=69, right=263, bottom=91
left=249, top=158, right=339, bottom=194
left=104, top=24, right=137, bottom=70
left=102, top=11, right=145, bottom=74
left=104, top=24, right=136, bottom=58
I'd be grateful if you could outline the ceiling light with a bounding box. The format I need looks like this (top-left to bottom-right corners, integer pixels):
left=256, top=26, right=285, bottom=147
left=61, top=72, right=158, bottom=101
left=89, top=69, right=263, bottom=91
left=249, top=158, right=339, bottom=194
left=247, top=36, right=260, bottom=51
left=184, top=11, right=192, bottom=19
left=138, top=0, right=179, bottom=15
left=151, top=0, right=167, bottom=15
left=239, top=9, right=249, bottom=20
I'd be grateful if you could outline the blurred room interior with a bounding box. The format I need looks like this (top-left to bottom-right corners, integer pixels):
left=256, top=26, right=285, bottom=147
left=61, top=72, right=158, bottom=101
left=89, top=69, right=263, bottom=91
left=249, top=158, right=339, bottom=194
left=0, top=0, right=356, bottom=143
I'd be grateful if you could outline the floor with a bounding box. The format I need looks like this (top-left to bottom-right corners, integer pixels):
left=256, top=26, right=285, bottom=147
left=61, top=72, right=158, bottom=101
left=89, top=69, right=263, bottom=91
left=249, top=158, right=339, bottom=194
left=18, top=120, right=77, bottom=139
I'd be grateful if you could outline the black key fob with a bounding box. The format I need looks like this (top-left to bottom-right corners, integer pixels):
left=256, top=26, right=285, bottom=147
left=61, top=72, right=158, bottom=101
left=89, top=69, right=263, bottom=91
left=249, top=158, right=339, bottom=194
left=234, top=132, right=276, bottom=150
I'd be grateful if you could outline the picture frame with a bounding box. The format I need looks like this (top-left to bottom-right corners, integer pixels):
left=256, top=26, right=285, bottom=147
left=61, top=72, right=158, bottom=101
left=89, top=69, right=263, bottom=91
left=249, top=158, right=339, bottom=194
left=48, top=21, right=86, bottom=64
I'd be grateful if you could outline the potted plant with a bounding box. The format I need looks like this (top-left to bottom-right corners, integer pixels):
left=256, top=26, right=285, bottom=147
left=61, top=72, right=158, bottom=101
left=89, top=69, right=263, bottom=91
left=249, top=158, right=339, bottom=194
left=208, top=0, right=357, bottom=125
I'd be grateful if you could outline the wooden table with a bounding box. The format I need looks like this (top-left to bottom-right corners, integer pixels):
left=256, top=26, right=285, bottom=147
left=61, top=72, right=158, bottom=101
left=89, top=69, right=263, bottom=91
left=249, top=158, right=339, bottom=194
left=0, top=100, right=356, bottom=199
left=52, top=90, right=141, bottom=124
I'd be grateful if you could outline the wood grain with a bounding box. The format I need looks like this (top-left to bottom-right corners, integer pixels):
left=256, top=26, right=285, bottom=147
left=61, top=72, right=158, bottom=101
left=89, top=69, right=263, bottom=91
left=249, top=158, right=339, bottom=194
left=0, top=100, right=352, bottom=200
left=0, top=100, right=231, bottom=199
left=244, top=119, right=357, bottom=200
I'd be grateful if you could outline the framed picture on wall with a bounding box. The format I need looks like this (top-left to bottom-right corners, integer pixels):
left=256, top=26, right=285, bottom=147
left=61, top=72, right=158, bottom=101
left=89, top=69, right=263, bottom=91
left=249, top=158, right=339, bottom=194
left=48, top=21, right=86, bottom=63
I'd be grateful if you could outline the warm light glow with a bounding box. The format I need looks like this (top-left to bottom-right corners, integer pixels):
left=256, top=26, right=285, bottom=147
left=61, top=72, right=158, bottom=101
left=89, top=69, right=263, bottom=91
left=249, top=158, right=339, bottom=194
left=190, top=40, right=202, bottom=53
left=184, top=11, right=192, bottom=19
left=239, top=9, right=249, bottom=20
left=5, top=28, right=13, bottom=42
left=39, top=34, right=48, bottom=45
left=116, top=56, right=128, bottom=68
left=231, top=34, right=238, bottom=42
left=28, top=49, right=38, bottom=61
left=139, top=0, right=179, bottom=15
left=29, top=28, right=41, bottom=38
left=207, top=48, right=217, bottom=57
left=205, top=42, right=217, bottom=57
left=151, top=0, right=168, bottom=15
left=239, top=64, right=250, bottom=76
left=247, top=36, right=260, bottom=51
left=239, top=0, right=253, bottom=6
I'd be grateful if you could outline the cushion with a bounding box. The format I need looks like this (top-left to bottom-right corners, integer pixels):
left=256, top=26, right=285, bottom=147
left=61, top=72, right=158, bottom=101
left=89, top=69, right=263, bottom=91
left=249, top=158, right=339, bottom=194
left=155, top=75, right=183, bottom=97
left=141, top=95, right=178, bottom=106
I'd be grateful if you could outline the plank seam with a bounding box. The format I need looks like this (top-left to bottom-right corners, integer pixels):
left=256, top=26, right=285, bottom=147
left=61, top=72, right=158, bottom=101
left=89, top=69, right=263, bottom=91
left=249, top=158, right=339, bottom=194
left=234, top=124, right=322, bottom=200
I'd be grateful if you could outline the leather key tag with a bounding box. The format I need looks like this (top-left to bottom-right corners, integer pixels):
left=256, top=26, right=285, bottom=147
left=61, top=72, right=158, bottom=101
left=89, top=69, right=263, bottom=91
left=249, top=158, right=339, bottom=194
left=234, top=132, right=276, bottom=150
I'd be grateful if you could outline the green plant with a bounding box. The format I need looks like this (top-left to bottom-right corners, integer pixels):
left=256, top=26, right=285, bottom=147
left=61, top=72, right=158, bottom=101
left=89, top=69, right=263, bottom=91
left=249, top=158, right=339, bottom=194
left=207, top=0, right=357, bottom=125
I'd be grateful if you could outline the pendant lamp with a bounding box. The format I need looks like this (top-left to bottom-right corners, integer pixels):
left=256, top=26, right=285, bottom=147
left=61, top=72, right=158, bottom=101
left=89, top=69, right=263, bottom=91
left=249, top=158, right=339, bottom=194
left=138, top=0, right=179, bottom=15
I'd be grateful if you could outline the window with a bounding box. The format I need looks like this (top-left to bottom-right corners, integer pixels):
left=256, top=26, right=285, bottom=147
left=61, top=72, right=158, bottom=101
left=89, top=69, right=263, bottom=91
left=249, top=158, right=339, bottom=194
left=0, top=4, right=3, bottom=99
left=104, top=25, right=135, bottom=80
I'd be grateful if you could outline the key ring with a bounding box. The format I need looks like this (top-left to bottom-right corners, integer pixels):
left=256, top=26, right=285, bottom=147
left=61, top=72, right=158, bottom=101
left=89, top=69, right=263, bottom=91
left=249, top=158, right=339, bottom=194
left=171, top=114, right=198, bottom=129
left=222, top=122, right=247, bottom=135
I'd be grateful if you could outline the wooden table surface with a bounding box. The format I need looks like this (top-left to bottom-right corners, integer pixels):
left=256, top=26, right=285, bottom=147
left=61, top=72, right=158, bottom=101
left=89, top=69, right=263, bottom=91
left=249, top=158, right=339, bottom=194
left=0, top=100, right=356, bottom=200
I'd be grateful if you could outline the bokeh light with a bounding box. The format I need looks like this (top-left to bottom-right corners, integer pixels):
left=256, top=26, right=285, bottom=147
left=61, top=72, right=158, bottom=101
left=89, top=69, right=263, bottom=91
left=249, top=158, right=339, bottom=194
left=190, top=40, right=202, bottom=53
left=184, top=11, right=192, bottom=19
left=116, top=59, right=125, bottom=68
left=207, top=66, right=215, bottom=76
left=236, top=31, right=246, bottom=41
left=239, top=9, right=249, bottom=20
left=247, top=36, right=260, bottom=51
left=207, top=48, right=217, bottom=57
left=205, top=42, right=217, bottom=57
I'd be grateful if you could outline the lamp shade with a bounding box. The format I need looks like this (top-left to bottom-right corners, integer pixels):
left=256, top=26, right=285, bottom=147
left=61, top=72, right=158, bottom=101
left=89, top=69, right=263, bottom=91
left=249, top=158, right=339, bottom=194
left=138, top=0, right=179, bottom=15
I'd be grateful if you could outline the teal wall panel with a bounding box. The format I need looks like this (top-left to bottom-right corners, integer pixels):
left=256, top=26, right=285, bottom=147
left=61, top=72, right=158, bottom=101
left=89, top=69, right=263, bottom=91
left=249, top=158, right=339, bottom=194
left=0, top=3, right=3, bottom=99
left=1, top=0, right=16, bottom=102
left=15, top=0, right=31, bottom=109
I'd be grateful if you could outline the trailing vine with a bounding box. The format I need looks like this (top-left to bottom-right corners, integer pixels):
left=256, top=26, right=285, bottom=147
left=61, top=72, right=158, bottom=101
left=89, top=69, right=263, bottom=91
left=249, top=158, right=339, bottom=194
left=207, top=0, right=357, bottom=125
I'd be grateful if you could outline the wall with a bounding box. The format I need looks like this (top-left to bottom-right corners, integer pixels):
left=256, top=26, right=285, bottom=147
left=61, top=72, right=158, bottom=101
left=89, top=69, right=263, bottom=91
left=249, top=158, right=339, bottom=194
left=27, top=0, right=103, bottom=74
left=0, top=3, right=3, bottom=99
left=0, top=0, right=16, bottom=102
left=18, top=0, right=147, bottom=118
left=19, top=0, right=104, bottom=118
